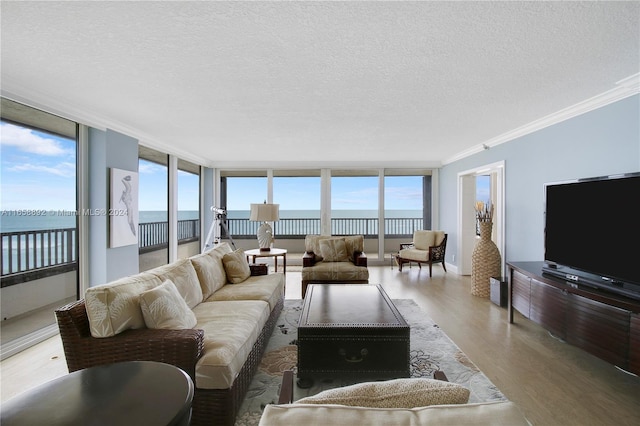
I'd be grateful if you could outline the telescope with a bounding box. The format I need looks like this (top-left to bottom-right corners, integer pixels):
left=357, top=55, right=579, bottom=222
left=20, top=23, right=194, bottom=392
left=210, top=206, right=226, bottom=215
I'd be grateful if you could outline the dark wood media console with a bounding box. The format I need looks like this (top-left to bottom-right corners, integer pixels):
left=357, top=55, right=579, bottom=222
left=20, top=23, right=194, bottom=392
left=507, top=261, right=640, bottom=375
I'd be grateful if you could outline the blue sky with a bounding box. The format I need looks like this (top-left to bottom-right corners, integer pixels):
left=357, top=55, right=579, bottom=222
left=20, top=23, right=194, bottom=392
left=2, top=120, right=487, bottom=213
left=226, top=175, right=424, bottom=211
left=1, top=121, right=76, bottom=210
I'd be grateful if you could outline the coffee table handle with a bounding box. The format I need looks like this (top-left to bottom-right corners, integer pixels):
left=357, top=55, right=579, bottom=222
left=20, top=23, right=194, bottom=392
left=339, top=347, right=369, bottom=363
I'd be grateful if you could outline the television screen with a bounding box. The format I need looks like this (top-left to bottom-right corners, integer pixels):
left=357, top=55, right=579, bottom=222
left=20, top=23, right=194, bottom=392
left=544, top=173, right=640, bottom=292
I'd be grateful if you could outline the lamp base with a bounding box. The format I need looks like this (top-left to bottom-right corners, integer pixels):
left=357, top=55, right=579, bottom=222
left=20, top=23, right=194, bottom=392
left=257, top=222, right=273, bottom=251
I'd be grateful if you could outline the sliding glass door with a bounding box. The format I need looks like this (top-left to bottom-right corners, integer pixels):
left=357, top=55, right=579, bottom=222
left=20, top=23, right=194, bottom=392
left=1, top=99, right=78, bottom=358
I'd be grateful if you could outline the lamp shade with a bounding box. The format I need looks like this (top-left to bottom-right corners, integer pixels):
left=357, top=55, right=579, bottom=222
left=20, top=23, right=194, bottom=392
left=250, top=203, right=279, bottom=222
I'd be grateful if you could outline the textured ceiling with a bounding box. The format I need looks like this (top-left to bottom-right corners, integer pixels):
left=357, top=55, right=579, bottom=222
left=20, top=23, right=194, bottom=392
left=1, top=1, right=639, bottom=168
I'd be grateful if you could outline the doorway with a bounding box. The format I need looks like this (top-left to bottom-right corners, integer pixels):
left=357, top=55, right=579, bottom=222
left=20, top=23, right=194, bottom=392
left=457, top=161, right=505, bottom=276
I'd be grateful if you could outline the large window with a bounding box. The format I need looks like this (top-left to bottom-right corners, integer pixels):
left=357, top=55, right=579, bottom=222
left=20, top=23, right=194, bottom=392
left=219, top=168, right=434, bottom=260
left=177, top=159, right=200, bottom=258
left=384, top=173, right=428, bottom=237
left=222, top=172, right=267, bottom=238
left=138, top=147, right=168, bottom=271
left=1, top=99, right=78, bottom=357
left=273, top=170, right=321, bottom=237
left=331, top=171, right=379, bottom=258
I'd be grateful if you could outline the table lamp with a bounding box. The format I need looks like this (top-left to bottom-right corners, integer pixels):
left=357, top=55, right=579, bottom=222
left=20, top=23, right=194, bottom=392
left=249, top=202, right=279, bottom=251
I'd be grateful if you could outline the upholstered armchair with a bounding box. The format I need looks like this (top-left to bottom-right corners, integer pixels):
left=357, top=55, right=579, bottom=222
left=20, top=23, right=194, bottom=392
left=301, top=235, right=369, bottom=298
left=396, top=231, right=447, bottom=277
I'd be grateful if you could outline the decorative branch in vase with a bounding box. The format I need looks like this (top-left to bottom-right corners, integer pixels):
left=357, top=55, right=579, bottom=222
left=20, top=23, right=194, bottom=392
left=475, top=201, right=493, bottom=223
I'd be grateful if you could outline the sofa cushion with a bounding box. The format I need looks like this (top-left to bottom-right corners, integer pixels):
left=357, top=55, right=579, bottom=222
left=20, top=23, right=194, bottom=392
left=222, top=248, right=251, bottom=283
left=342, top=235, right=364, bottom=261
left=434, top=231, right=446, bottom=246
left=301, top=261, right=369, bottom=282
left=85, top=272, right=163, bottom=338
left=295, top=378, right=469, bottom=408
left=319, top=238, right=349, bottom=262
left=191, top=246, right=230, bottom=300
left=305, top=235, right=331, bottom=261
left=413, top=230, right=436, bottom=250
left=192, top=300, right=270, bottom=389
left=149, top=258, right=203, bottom=309
left=206, top=272, right=285, bottom=310
left=139, top=279, right=197, bottom=330
left=259, top=401, right=529, bottom=426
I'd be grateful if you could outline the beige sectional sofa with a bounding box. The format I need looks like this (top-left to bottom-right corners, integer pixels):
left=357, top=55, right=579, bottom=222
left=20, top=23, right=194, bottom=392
left=55, top=242, right=285, bottom=426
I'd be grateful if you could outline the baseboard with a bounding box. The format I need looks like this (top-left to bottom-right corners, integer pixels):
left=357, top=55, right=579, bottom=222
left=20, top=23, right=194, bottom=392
left=1, top=324, right=59, bottom=361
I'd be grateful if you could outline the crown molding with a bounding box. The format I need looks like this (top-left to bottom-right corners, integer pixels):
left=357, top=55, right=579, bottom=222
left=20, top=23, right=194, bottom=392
left=443, top=73, right=640, bottom=165
left=1, top=81, right=207, bottom=168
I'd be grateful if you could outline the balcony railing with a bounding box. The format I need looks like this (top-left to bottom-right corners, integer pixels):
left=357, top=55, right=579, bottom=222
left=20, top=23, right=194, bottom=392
left=1, top=219, right=201, bottom=284
left=138, top=219, right=200, bottom=253
left=1, top=217, right=420, bottom=284
left=224, top=217, right=423, bottom=239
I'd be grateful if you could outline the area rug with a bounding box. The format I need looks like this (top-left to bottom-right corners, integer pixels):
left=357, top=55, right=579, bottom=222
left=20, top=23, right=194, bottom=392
left=235, top=299, right=507, bottom=426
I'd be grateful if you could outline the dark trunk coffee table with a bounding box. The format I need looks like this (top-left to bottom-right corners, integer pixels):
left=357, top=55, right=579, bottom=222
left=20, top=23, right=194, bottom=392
left=297, top=284, right=410, bottom=387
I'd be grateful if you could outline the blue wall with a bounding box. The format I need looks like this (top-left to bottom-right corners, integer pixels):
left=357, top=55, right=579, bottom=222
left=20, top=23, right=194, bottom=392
left=440, top=95, right=640, bottom=267
left=88, top=128, right=140, bottom=286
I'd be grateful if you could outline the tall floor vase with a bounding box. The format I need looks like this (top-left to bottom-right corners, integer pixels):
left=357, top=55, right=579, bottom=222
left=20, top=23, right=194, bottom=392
left=471, top=221, right=501, bottom=298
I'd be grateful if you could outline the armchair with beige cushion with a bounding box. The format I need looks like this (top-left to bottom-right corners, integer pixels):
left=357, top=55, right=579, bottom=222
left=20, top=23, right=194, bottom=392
left=396, top=230, right=448, bottom=277
left=301, top=235, right=369, bottom=298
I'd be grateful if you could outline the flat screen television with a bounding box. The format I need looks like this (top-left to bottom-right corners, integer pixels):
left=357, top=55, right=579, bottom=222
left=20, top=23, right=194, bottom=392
left=543, top=172, right=640, bottom=301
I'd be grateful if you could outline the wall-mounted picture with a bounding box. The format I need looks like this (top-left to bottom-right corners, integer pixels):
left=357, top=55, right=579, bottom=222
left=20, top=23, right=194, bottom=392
left=110, top=167, right=139, bottom=248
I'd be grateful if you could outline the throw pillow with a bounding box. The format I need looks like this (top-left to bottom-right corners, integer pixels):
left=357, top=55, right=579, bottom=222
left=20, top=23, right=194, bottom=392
left=295, top=378, right=470, bottom=408
left=222, top=248, right=251, bottom=283
left=319, top=238, right=349, bottom=262
left=139, top=279, right=197, bottom=330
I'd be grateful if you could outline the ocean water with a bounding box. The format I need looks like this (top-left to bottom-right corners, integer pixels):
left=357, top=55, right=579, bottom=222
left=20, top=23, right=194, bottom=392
left=0, top=210, right=200, bottom=233
left=1, top=209, right=421, bottom=232
left=226, top=209, right=421, bottom=219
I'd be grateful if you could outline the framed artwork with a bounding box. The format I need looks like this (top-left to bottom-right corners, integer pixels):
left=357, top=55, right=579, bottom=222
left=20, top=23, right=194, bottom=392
left=110, top=167, right=139, bottom=248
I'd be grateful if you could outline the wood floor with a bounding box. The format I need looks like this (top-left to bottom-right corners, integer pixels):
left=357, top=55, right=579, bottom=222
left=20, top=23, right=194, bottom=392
left=2, top=265, right=639, bottom=425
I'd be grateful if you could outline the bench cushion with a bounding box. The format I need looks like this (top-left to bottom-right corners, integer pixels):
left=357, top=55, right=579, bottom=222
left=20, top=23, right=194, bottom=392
left=259, top=401, right=529, bottom=426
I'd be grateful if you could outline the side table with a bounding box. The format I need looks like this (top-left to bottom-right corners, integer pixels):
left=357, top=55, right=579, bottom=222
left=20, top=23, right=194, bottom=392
left=1, top=361, right=194, bottom=426
left=245, top=248, right=287, bottom=274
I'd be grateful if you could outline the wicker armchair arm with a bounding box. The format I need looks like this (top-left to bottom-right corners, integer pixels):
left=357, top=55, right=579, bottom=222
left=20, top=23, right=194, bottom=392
left=61, top=327, right=205, bottom=379
left=354, top=251, right=367, bottom=267
left=56, top=299, right=204, bottom=379
left=429, top=234, right=448, bottom=262
left=302, top=251, right=316, bottom=267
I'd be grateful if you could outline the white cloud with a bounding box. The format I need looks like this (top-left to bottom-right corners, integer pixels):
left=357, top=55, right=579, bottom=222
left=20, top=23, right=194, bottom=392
left=139, top=161, right=164, bottom=174
left=0, top=122, right=71, bottom=156
left=9, top=162, right=76, bottom=178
